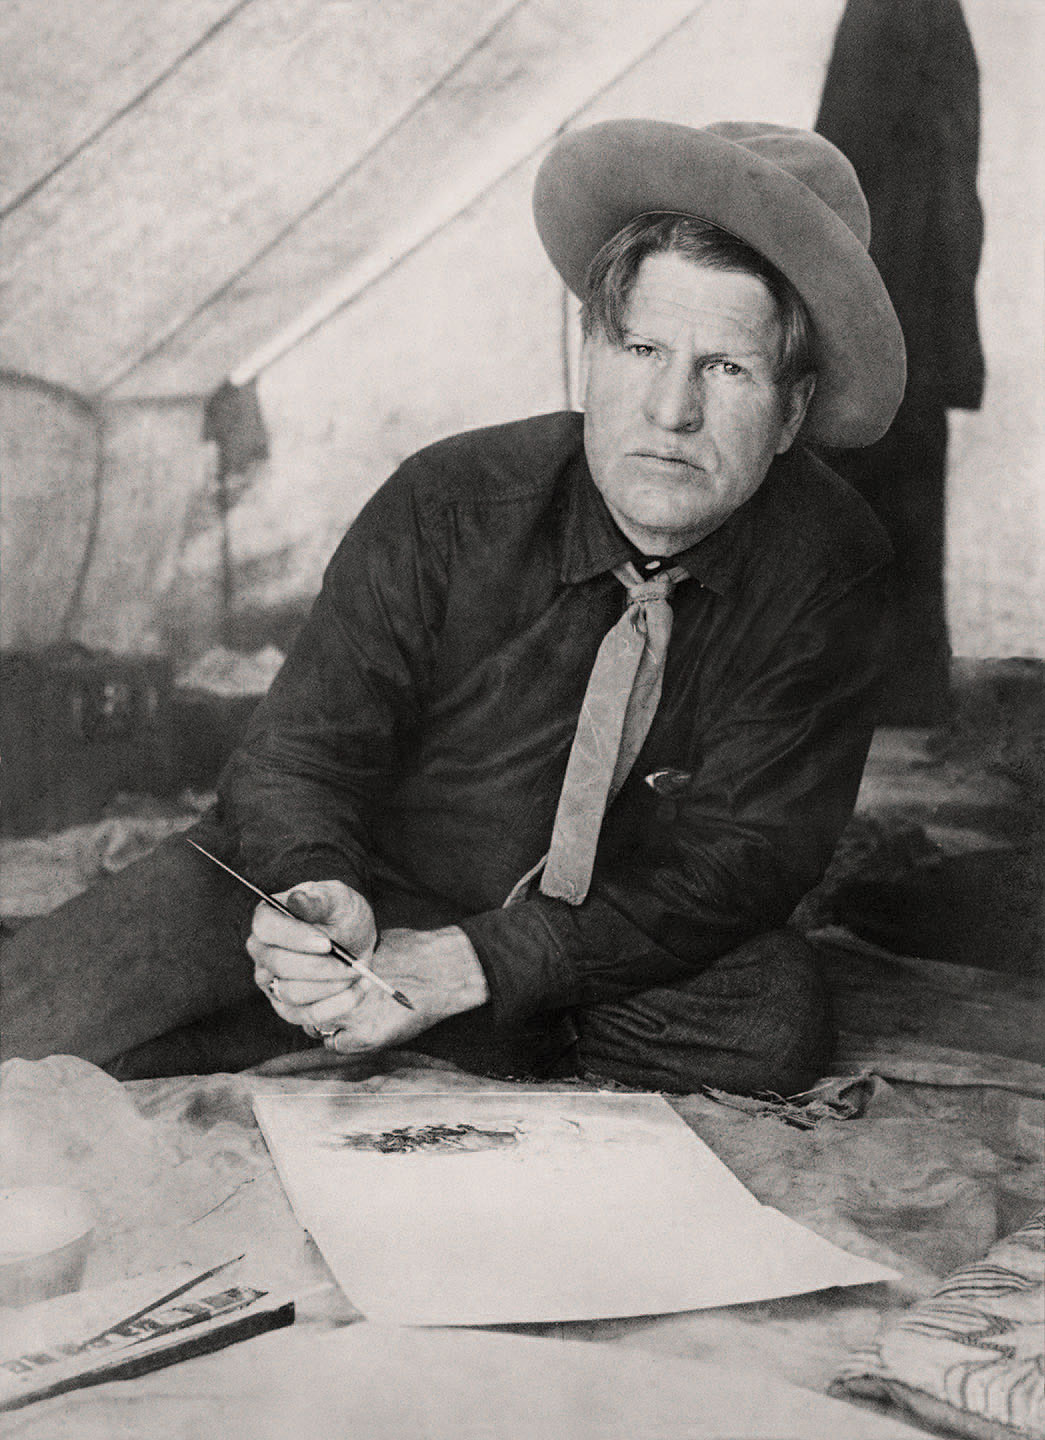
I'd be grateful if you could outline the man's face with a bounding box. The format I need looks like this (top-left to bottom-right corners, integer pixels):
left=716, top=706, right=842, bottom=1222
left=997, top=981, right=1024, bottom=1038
left=581, top=251, right=813, bottom=554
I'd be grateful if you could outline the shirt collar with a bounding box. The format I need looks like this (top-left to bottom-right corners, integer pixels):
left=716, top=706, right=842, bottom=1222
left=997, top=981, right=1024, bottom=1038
left=560, top=443, right=793, bottom=596
left=559, top=454, right=633, bottom=585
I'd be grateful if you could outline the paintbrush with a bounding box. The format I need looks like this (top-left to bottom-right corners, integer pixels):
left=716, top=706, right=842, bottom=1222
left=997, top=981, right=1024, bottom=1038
left=76, top=1254, right=246, bottom=1350
left=186, top=838, right=415, bottom=1010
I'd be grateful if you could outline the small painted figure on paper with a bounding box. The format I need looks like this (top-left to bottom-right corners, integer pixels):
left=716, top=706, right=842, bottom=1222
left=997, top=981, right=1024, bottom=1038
left=325, top=1123, right=520, bottom=1155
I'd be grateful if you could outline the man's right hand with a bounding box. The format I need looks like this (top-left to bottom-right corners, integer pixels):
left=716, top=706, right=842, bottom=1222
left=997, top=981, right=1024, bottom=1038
left=246, top=879, right=378, bottom=1027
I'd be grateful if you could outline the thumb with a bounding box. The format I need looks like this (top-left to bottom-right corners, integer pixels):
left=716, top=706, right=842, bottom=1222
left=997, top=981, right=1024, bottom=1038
left=282, top=880, right=377, bottom=961
left=284, top=886, right=330, bottom=925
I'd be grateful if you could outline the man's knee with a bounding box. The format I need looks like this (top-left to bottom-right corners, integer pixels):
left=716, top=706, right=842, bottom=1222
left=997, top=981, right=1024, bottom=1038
left=0, top=820, right=255, bottom=1066
left=573, top=929, right=834, bottom=1096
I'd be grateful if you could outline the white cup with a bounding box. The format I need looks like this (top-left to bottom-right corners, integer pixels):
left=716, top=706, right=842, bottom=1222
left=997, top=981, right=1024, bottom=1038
left=0, top=1185, right=95, bottom=1308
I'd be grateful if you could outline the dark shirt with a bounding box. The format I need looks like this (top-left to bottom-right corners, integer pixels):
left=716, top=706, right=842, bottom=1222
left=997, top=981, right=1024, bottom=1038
left=217, top=411, right=892, bottom=1025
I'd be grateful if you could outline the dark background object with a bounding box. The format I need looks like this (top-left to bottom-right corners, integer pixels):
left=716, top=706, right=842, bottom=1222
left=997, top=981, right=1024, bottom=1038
left=1, top=646, right=174, bottom=836
left=201, top=378, right=270, bottom=647
left=795, top=660, right=1045, bottom=975
left=816, top=0, right=985, bottom=724
left=830, top=843, right=1042, bottom=974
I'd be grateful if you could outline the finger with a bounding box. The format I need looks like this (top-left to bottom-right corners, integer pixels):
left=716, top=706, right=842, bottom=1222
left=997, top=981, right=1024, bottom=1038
left=252, top=904, right=333, bottom=954
left=246, top=936, right=354, bottom=980
left=322, top=1020, right=384, bottom=1055
left=325, top=1029, right=374, bottom=1057
left=252, top=966, right=335, bottom=1025
left=253, top=967, right=300, bottom=1011
left=255, top=970, right=366, bottom=1027
left=265, top=977, right=355, bottom=1008
left=300, top=987, right=370, bottom=1027
left=264, top=988, right=326, bottom=1028
left=259, top=984, right=302, bottom=1023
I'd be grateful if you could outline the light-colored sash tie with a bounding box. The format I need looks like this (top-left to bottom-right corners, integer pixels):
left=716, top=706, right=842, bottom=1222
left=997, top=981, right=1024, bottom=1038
left=504, top=560, right=689, bottom=908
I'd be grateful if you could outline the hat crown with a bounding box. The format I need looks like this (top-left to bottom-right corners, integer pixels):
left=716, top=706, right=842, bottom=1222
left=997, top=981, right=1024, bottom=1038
left=704, top=121, right=871, bottom=249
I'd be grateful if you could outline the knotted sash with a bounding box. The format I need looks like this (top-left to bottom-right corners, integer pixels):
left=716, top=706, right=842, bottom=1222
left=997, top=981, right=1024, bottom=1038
left=505, top=560, right=689, bottom=907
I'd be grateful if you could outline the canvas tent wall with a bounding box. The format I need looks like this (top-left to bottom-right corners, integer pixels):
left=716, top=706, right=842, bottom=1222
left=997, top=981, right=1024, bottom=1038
left=2, top=0, right=1041, bottom=666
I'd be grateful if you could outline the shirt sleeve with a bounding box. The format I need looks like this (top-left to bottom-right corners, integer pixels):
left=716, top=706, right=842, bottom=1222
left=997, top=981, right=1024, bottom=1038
left=215, top=460, right=445, bottom=898
left=458, top=558, right=894, bottom=1025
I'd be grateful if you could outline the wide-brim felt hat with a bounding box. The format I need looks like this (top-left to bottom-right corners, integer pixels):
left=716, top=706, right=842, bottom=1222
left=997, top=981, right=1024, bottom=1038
left=532, top=119, right=906, bottom=448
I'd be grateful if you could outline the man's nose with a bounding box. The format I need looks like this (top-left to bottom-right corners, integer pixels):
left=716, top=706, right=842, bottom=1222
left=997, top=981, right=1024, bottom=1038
left=643, top=361, right=704, bottom=432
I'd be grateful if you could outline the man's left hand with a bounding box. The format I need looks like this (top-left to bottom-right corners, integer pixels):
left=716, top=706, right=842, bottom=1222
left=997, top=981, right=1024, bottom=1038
left=286, top=925, right=490, bottom=1056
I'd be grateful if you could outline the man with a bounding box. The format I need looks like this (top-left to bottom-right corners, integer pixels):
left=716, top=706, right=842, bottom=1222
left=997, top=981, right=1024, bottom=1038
left=2, top=121, right=904, bottom=1094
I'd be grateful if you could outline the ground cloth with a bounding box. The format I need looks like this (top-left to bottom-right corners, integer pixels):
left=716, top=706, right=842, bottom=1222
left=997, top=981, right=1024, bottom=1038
left=1, top=719, right=1040, bottom=1435
left=0, top=977, right=1040, bottom=1439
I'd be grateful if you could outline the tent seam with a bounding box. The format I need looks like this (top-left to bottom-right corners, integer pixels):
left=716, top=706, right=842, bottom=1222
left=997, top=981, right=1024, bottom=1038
left=93, top=0, right=531, bottom=398
left=0, top=0, right=262, bottom=224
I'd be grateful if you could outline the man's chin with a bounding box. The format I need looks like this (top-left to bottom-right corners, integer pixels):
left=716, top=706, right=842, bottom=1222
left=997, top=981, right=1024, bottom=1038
left=608, top=501, right=720, bottom=552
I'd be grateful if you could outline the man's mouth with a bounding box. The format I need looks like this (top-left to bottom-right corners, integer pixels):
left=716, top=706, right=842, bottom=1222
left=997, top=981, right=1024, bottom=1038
left=632, top=450, right=700, bottom=471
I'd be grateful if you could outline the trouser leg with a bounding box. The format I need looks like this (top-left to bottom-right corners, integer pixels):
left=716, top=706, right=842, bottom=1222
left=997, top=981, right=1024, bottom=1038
left=572, top=929, right=834, bottom=1096
left=405, top=1007, right=577, bottom=1081
left=2, top=837, right=831, bottom=1092
left=0, top=820, right=266, bottom=1069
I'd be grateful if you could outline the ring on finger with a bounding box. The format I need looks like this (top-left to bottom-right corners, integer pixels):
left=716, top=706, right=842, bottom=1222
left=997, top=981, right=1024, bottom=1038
left=266, top=976, right=284, bottom=1004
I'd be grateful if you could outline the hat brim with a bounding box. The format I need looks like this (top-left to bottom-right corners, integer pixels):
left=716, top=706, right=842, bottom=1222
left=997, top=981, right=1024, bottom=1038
left=533, top=120, right=906, bottom=448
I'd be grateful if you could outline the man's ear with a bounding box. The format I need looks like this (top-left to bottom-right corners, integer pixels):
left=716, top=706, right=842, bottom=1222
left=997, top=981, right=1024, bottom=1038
left=775, top=372, right=817, bottom=453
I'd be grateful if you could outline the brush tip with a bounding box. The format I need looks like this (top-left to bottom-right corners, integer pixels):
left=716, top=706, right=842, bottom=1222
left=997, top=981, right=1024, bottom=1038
left=393, top=990, right=416, bottom=1011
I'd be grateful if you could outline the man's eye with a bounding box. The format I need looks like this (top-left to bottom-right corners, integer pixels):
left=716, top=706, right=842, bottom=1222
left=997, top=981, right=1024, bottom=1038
left=625, top=343, right=657, bottom=358
left=709, top=360, right=744, bottom=376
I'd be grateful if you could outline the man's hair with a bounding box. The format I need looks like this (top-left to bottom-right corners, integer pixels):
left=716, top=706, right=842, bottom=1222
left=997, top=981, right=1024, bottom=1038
left=580, top=213, right=817, bottom=392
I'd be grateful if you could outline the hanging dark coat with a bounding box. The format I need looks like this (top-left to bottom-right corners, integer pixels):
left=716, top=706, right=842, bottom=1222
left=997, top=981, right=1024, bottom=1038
left=815, top=0, right=984, bottom=723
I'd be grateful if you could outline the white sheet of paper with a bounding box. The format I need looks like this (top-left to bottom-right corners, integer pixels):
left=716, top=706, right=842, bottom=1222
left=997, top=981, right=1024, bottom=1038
left=252, top=1091, right=898, bottom=1325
